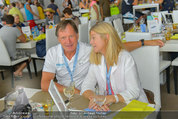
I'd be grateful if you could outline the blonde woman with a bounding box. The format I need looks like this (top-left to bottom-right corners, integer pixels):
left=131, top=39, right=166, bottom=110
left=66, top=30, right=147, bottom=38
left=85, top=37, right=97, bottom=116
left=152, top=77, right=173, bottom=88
left=81, top=22, right=148, bottom=111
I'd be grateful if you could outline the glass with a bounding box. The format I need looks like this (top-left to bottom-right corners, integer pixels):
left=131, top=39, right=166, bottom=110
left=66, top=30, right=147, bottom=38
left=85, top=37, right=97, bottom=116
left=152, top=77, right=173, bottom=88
left=165, top=32, right=171, bottom=40
left=42, top=99, right=53, bottom=116
left=173, top=23, right=178, bottom=30
left=93, top=90, right=107, bottom=107
left=63, top=81, right=75, bottom=106
left=29, top=34, right=33, bottom=40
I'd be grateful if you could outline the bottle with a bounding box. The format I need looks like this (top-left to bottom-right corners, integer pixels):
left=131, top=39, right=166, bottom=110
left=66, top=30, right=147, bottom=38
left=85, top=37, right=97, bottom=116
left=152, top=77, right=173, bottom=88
left=31, top=27, right=35, bottom=38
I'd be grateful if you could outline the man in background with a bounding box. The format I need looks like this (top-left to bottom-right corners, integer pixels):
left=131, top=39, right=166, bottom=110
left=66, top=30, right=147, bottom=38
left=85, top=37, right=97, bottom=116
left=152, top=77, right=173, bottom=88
left=0, top=15, right=28, bottom=78
left=44, top=8, right=60, bottom=29
left=47, top=0, right=61, bottom=16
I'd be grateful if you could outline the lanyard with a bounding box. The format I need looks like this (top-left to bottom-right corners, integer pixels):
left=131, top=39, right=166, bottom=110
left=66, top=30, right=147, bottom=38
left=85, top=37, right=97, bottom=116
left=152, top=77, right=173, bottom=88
left=106, top=65, right=112, bottom=95
left=62, top=42, right=79, bottom=82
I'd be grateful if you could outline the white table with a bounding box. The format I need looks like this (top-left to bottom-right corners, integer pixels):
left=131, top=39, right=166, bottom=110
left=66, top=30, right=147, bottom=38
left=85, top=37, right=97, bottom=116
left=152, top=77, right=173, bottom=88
left=160, top=40, right=178, bottom=52
left=16, top=40, right=37, bottom=49
left=0, top=88, right=157, bottom=119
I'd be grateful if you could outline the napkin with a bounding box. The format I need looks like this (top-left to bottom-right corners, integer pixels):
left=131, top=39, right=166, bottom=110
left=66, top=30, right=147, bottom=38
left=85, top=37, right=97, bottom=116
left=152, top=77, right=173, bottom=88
left=113, top=100, right=155, bottom=119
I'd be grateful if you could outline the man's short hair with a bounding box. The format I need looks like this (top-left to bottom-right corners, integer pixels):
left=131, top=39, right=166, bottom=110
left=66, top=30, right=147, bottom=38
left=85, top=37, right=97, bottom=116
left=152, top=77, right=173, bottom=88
left=55, top=20, right=78, bottom=37
left=6, top=15, right=14, bottom=24
left=1, top=15, right=7, bottom=22
left=11, top=2, right=16, bottom=7
left=63, top=8, right=72, bottom=15
left=51, top=0, right=55, bottom=3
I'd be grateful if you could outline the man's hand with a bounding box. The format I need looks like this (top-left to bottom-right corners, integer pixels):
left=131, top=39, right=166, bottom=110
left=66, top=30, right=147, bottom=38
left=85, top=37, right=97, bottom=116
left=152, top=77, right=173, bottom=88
left=74, top=88, right=80, bottom=94
left=145, top=39, right=164, bottom=47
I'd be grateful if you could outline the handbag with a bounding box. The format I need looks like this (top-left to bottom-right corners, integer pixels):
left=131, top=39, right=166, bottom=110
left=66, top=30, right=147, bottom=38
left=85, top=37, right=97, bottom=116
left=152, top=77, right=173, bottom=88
left=36, top=39, right=46, bottom=57
left=110, top=5, right=120, bottom=16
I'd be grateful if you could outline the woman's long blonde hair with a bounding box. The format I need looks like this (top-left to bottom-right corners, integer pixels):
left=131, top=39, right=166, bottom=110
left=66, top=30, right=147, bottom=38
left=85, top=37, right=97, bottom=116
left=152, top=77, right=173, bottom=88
left=89, top=22, right=124, bottom=66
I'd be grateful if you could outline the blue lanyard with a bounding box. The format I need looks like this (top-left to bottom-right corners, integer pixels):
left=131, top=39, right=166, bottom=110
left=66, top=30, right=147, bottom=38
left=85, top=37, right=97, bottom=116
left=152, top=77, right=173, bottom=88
left=106, top=65, right=112, bottom=95
left=62, top=42, right=79, bottom=82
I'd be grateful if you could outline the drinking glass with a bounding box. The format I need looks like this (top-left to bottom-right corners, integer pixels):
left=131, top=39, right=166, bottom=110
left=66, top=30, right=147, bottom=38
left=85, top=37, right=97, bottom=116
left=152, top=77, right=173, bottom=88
left=93, top=90, right=107, bottom=107
left=63, top=81, right=75, bottom=105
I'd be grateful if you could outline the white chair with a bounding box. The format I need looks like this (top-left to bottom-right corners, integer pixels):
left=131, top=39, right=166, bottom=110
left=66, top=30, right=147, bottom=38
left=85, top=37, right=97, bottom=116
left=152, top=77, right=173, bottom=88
left=125, top=32, right=152, bottom=42
left=31, top=53, right=45, bottom=77
left=171, top=57, right=178, bottom=94
left=131, top=46, right=161, bottom=110
left=112, top=14, right=122, bottom=20
left=35, top=19, right=46, bottom=25
left=104, top=21, right=113, bottom=26
left=160, top=60, right=171, bottom=93
left=88, top=20, right=97, bottom=31
left=125, top=32, right=171, bottom=94
left=172, top=10, right=178, bottom=23
left=46, top=28, right=59, bottom=52
left=79, top=17, right=88, bottom=24
left=31, top=28, right=58, bottom=76
left=78, top=23, right=89, bottom=44
left=104, top=16, right=114, bottom=22
left=0, top=38, right=32, bottom=88
left=113, top=18, right=124, bottom=33
left=88, top=20, right=97, bottom=40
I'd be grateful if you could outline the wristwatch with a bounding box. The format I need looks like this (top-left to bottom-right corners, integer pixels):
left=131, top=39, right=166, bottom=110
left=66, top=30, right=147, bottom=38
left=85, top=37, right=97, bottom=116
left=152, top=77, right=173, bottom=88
left=140, top=39, right=144, bottom=46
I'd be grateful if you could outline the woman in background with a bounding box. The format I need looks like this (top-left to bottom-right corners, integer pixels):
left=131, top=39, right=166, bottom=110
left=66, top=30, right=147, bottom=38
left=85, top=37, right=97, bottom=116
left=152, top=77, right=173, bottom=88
left=34, top=0, right=45, bottom=19
left=13, top=14, right=25, bottom=28
left=63, top=0, right=73, bottom=9
left=89, top=0, right=102, bottom=22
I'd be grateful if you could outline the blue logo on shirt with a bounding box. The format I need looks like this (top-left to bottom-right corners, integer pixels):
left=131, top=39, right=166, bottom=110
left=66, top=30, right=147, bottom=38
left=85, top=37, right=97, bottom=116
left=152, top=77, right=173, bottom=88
left=56, top=63, right=65, bottom=67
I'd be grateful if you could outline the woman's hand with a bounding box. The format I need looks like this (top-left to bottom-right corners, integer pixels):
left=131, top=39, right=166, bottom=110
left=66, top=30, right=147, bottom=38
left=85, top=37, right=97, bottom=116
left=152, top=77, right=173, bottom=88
left=88, top=96, right=101, bottom=111
left=88, top=95, right=111, bottom=111
left=104, top=95, right=115, bottom=105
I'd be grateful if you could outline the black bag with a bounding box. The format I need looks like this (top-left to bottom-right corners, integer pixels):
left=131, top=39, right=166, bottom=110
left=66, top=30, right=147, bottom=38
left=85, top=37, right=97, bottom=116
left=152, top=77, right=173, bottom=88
left=36, top=39, right=46, bottom=57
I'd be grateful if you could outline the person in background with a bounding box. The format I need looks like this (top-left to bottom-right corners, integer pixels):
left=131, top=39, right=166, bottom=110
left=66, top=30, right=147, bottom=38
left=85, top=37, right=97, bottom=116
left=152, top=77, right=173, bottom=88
left=89, top=0, right=102, bottom=22
left=0, top=5, right=3, bottom=21
left=30, top=1, right=39, bottom=20
left=0, top=15, right=7, bottom=29
left=149, top=0, right=175, bottom=13
left=47, top=0, right=61, bottom=16
left=44, top=8, right=60, bottom=29
left=19, top=2, right=27, bottom=21
left=0, top=15, right=28, bottom=78
left=99, top=0, right=110, bottom=20
left=34, top=0, right=45, bottom=19
left=79, top=0, right=89, bottom=9
left=81, top=22, right=148, bottom=111
left=41, top=20, right=164, bottom=95
left=13, top=14, right=25, bottom=28
left=24, top=0, right=39, bottom=29
left=63, top=0, right=73, bottom=9
left=71, top=0, right=78, bottom=8
left=115, top=0, right=122, bottom=14
left=2, top=6, right=9, bottom=15
left=15, top=2, right=20, bottom=9
left=61, top=8, right=80, bottom=26
left=122, top=0, right=145, bottom=22
left=8, top=2, right=24, bottom=23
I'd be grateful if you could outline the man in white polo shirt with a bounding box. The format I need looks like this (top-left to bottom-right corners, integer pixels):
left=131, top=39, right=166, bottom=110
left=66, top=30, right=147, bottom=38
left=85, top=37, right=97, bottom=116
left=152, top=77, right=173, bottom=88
left=41, top=20, right=91, bottom=94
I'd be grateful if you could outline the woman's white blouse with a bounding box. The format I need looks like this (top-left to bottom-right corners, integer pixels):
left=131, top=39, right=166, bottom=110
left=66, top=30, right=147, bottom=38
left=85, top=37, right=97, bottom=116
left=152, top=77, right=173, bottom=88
left=81, top=50, right=148, bottom=103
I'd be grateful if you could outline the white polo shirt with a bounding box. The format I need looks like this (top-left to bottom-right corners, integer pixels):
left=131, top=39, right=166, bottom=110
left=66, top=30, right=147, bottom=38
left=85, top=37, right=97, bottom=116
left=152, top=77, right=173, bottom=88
left=43, top=42, right=91, bottom=90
